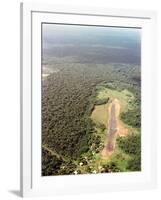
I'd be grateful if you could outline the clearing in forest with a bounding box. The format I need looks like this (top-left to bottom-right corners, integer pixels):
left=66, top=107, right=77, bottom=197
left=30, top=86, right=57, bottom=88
left=91, top=87, right=132, bottom=158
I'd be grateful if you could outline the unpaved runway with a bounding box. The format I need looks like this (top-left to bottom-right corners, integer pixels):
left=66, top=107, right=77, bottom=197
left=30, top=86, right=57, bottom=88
left=101, top=98, right=127, bottom=158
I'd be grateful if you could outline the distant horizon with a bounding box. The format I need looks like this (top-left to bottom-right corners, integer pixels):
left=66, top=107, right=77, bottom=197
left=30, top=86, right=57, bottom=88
left=43, top=23, right=141, bottom=44
left=42, top=23, right=141, bottom=65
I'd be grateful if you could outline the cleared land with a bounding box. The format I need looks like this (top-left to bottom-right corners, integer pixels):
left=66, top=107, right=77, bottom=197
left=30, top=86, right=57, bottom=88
left=91, top=87, right=132, bottom=159
left=96, top=87, right=134, bottom=111
left=91, top=103, right=109, bottom=126
left=101, top=98, right=128, bottom=158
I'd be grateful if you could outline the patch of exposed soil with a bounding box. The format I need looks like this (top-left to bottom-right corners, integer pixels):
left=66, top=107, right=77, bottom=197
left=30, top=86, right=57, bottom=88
left=101, top=98, right=128, bottom=158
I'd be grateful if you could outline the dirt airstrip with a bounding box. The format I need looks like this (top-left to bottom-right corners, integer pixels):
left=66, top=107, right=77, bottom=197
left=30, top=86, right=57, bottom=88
left=101, top=98, right=128, bottom=158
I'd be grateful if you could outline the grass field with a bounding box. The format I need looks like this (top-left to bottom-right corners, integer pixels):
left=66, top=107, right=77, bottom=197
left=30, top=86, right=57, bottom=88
left=96, top=86, right=135, bottom=111
left=91, top=103, right=109, bottom=126
left=91, top=86, right=135, bottom=127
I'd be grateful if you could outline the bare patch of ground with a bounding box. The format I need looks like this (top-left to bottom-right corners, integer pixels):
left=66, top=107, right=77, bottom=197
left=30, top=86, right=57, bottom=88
left=91, top=103, right=108, bottom=126
left=101, top=98, right=128, bottom=159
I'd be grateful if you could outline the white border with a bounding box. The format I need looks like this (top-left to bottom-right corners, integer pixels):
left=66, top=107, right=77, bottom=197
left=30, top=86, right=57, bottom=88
left=20, top=2, right=157, bottom=197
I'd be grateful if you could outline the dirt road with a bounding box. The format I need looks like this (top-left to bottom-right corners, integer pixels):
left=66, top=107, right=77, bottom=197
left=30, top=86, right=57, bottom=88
left=101, top=98, right=128, bottom=158
left=42, top=145, right=67, bottom=161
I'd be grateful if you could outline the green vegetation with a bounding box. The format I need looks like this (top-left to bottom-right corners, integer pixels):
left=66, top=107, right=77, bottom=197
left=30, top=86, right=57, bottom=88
left=42, top=148, right=63, bottom=176
left=90, top=83, right=141, bottom=173
left=117, top=133, right=141, bottom=171
left=96, top=86, right=135, bottom=111
left=121, top=108, right=141, bottom=128
left=95, top=97, right=109, bottom=105
left=42, top=63, right=141, bottom=175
